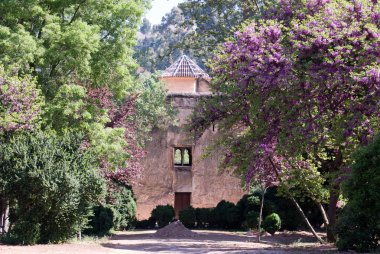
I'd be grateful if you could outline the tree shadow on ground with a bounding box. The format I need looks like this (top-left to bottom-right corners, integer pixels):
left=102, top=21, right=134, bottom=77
left=101, top=230, right=340, bottom=254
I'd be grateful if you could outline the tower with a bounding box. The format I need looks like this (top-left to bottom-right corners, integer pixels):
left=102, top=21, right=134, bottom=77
left=133, top=56, right=245, bottom=219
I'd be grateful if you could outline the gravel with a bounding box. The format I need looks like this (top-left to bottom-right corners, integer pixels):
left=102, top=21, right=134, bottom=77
left=154, top=220, right=198, bottom=238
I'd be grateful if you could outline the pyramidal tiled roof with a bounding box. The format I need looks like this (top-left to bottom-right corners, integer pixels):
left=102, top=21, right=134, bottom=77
left=161, top=55, right=209, bottom=78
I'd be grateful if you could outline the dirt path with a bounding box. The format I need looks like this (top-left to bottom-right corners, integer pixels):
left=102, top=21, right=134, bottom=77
left=0, top=230, right=346, bottom=254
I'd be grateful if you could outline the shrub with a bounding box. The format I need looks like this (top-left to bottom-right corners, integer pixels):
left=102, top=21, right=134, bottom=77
left=135, top=217, right=156, bottom=229
left=3, top=221, right=41, bottom=245
left=236, top=194, right=260, bottom=218
left=195, top=208, right=212, bottom=228
left=335, top=136, right=380, bottom=252
left=106, top=181, right=137, bottom=230
left=262, top=213, right=281, bottom=235
left=179, top=207, right=196, bottom=228
left=214, top=200, right=241, bottom=229
left=245, top=211, right=260, bottom=229
left=0, top=131, right=105, bottom=244
left=84, top=205, right=114, bottom=236
left=263, top=187, right=321, bottom=230
left=151, top=205, right=175, bottom=228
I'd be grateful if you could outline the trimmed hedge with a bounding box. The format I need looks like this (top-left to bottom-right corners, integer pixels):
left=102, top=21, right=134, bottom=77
left=135, top=217, right=156, bottom=229
left=179, top=206, right=196, bottom=228
left=214, top=200, right=241, bottom=229
left=195, top=208, right=212, bottom=228
left=151, top=205, right=175, bottom=228
left=245, top=210, right=260, bottom=229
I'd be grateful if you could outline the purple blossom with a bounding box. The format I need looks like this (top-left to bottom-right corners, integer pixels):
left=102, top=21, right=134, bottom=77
left=0, top=68, right=42, bottom=134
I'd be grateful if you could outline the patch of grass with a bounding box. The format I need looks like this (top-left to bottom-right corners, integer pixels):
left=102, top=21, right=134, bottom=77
left=69, top=234, right=110, bottom=244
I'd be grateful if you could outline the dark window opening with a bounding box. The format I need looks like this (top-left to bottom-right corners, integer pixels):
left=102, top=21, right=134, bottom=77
left=174, top=147, right=192, bottom=166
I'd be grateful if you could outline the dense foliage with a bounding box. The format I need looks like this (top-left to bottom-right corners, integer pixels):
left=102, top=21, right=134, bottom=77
left=0, top=67, right=43, bottom=133
left=135, top=217, right=156, bottom=229
left=335, top=135, right=380, bottom=252
left=151, top=205, right=175, bottom=228
left=135, top=8, right=198, bottom=72
left=0, top=131, right=105, bottom=244
left=179, top=206, right=196, bottom=228
left=106, top=181, right=137, bottom=230
left=213, top=200, right=242, bottom=229
left=194, top=208, right=212, bottom=228
left=189, top=0, right=380, bottom=240
left=245, top=210, right=260, bottom=229
left=85, top=205, right=115, bottom=237
left=0, top=0, right=149, bottom=98
left=238, top=188, right=323, bottom=230
left=262, top=213, right=281, bottom=235
left=0, top=1, right=175, bottom=243
left=0, top=0, right=172, bottom=183
left=135, top=1, right=276, bottom=73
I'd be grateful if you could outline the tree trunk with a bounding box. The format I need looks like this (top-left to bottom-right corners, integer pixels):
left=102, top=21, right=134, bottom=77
left=0, top=196, right=9, bottom=234
left=267, top=157, right=324, bottom=244
left=327, top=187, right=339, bottom=242
left=257, top=186, right=265, bottom=242
left=291, top=197, right=324, bottom=244
left=317, top=202, right=329, bottom=227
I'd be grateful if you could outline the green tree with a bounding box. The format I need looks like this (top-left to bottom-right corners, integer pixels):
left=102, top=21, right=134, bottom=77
left=0, top=0, right=150, bottom=98
left=0, top=0, right=158, bottom=174
left=0, top=0, right=175, bottom=177
left=335, top=135, right=380, bottom=252
left=0, top=131, right=105, bottom=244
left=135, top=7, right=197, bottom=73
left=134, top=0, right=273, bottom=72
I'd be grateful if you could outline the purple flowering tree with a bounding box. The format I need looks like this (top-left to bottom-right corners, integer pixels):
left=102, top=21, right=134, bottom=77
left=190, top=0, right=380, bottom=242
left=0, top=67, right=43, bottom=134
left=0, top=66, right=43, bottom=233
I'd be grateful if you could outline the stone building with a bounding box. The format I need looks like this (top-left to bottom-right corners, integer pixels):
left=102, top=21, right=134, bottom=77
left=133, top=55, right=245, bottom=219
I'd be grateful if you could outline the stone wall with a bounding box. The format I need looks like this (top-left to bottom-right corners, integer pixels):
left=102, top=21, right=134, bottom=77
left=133, top=93, right=246, bottom=220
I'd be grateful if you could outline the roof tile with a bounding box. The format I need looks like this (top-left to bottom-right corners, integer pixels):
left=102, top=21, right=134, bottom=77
left=161, top=55, right=209, bottom=78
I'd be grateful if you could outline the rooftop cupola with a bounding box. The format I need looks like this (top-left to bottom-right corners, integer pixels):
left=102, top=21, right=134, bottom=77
left=159, top=55, right=211, bottom=93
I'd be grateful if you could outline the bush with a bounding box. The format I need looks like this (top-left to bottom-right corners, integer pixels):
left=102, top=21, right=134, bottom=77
left=84, top=205, right=114, bottom=236
left=262, top=213, right=281, bottom=235
left=195, top=208, right=212, bottom=228
left=179, top=207, right=196, bottom=228
left=151, top=205, right=175, bottom=228
left=236, top=194, right=260, bottom=218
left=0, top=131, right=105, bottom=244
left=245, top=211, right=260, bottom=229
left=335, top=136, right=380, bottom=252
left=262, top=187, right=321, bottom=230
left=135, top=217, right=156, bottom=229
left=106, top=181, right=137, bottom=230
left=3, top=221, right=41, bottom=245
left=214, top=200, right=241, bottom=229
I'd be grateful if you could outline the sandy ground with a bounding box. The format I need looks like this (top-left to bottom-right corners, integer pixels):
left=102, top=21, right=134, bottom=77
left=0, top=230, right=347, bottom=254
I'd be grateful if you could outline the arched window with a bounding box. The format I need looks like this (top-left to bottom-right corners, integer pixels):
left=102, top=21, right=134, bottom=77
left=174, top=148, right=182, bottom=165
left=174, top=147, right=192, bottom=166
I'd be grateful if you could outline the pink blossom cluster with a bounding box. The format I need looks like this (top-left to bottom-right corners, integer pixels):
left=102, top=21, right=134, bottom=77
left=200, top=0, right=380, bottom=184
left=0, top=71, right=42, bottom=133
left=88, top=88, right=145, bottom=185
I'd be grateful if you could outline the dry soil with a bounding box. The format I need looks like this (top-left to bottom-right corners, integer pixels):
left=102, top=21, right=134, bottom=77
left=0, top=229, right=348, bottom=254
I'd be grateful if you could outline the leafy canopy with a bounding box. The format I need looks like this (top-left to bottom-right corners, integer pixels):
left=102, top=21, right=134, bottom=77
left=190, top=0, right=380, bottom=191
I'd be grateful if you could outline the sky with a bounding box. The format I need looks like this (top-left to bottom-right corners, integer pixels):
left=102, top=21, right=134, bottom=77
left=145, top=0, right=185, bottom=25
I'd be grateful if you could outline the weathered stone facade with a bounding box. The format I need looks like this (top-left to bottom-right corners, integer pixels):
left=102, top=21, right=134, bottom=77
left=133, top=56, right=246, bottom=219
